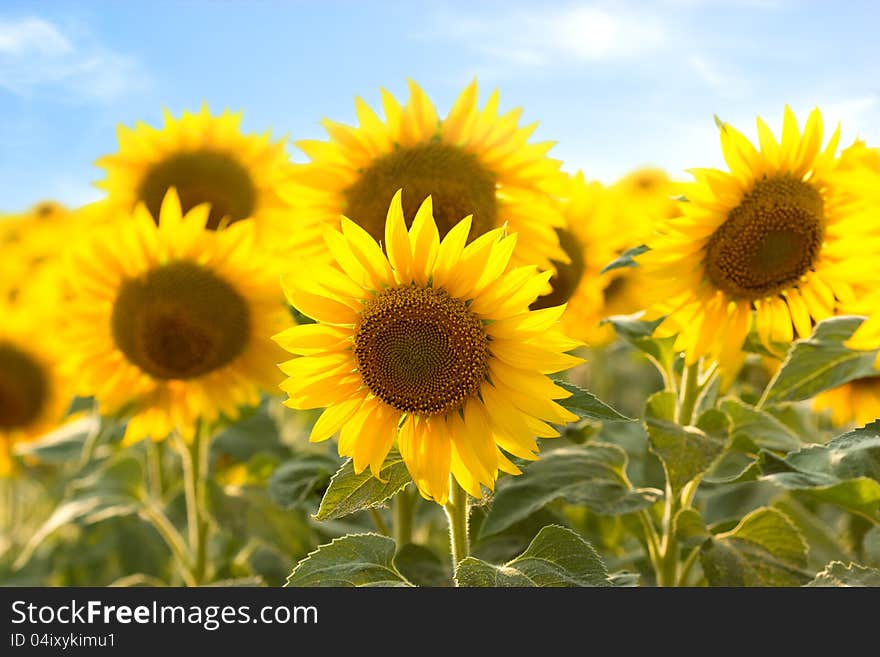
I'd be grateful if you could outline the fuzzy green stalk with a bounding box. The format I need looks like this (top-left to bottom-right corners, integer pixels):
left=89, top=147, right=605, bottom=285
left=444, top=477, right=470, bottom=576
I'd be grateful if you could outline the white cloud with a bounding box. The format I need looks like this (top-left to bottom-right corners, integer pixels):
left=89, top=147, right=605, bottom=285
left=434, top=3, right=669, bottom=71
left=0, top=16, right=147, bottom=102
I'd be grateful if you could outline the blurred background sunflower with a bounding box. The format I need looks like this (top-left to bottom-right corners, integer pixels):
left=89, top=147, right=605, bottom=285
left=64, top=190, right=290, bottom=445
left=286, top=79, right=568, bottom=269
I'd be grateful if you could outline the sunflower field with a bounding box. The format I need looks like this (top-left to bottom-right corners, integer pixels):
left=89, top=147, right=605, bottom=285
left=2, top=81, right=880, bottom=591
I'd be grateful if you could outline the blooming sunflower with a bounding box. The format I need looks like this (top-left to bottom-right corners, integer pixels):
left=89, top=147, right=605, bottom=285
left=0, top=305, right=72, bottom=476
left=275, top=191, right=582, bottom=504
left=0, top=201, right=76, bottom=306
left=813, top=376, right=880, bottom=427
left=95, top=105, right=302, bottom=248
left=287, top=79, right=567, bottom=269
left=637, top=107, right=880, bottom=372
left=529, top=174, right=615, bottom=343
left=65, top=189, right=290, bottom=444
left=531, top=170, right=678, bottom=344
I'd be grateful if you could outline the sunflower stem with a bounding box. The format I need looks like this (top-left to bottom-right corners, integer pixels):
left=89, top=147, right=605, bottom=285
left=176, top=424, right=212, bottom=585
left=444, top=477, right=470, bottom=577
left=139, top=502, right=196, bottom=587
left=369, top=508, right=390, bottom=537
left=657, top=481, right=680, bottom=587
left=677, top=361, right=701, bottom=425
left=393, top=486, right=414, bottom=546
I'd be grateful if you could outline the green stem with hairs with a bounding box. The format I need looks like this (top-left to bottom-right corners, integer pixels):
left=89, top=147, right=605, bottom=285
left=393, top=486, right=415, bottom=547
left=444, top=478, right=470, bottom=577
left=176, top=423, right=212, bottom=585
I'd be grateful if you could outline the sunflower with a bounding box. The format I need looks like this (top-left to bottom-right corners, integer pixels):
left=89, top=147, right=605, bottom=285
left=0, top=306, right=72, bottom=476
left=0, top=201, right=77, bottom=306
left=530, top=170, right=677, bottom=344
left=637, top=107, right=880, bottom=372
left=813, top=376, right=880, bottom=427
left=275, top=190, right=582, bottom=504
left=95, top=105, right=303, bottom=249
left=286, top=79, right=567, bottom=269
left=65, top=189, right=290, bottom=444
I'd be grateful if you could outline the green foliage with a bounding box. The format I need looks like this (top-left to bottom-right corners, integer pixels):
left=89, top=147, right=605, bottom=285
left=720, top=398, right=802, bottom=452
left=600, top=244, right=649, bottom=274
left=315, top=449, right=412, bottom=521
left=480, top=444, right=662, bottom=537
left=268, top=454, right=339, bottom=510
left=645, top=391, right=729, bottom=495
left=603, top=314, right=678, bottom=374
left=699, top=507, right=809, bottom=586
left=554, top=381, right=635, bottom=422
left=456, top=526, right=611, bottom=587
left=286, top=534, right=411, bottom=587
left=760, top=316, right=877, bottom=405
left=805, top=561, right=880, bottom=587
left=758, top=421, right=880, bottom=519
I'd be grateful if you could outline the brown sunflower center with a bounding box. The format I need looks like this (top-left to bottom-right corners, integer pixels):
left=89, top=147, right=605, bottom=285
left=138, top=150, right=257, bottom=230
left=112, top=261, right=250, bottom=380
left=354, top=285, right=489, bottom=416
left=0, top=342, right=48, bottom=430
left=531, top=228, right=585, bottom=309
left=704, top=175, right=825, bottom=300
left=344, top=142, right=498, bottom=242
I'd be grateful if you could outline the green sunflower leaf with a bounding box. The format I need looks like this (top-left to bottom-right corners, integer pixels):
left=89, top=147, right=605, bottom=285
left=268, top=454, right=340, bottom=510
left=757, top=420, right=880, bottom=519
left=554, top=381, right=635, bottom=422
left=286, top=533, right=411, bottom=587
left=805, top=561, right=880, bottom=587
left=314, top=449, right=411, bottom=521
left=602, top=314, right=679, bottom=374
left=456, top=525, right=611, bottom=587
left=480, top=444, right=662, bottom=537
left=700, top=507, right=810, bottom=587
left=644, top=391, right=730, bottom=496
left=674, top=508, right=710, bottom=548
left=599, top=244, right=648, bottom=274
left=759, top=315, right=877, bottom=405
left=720, top=398, right=802, bottom=452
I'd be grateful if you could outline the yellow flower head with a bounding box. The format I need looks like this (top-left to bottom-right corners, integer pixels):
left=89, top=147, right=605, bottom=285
left=638, top=107, right=880, bottom=372
left=286, top=79, right=567, bottom=269
left=813, top=376, right=880, bottom=428
left=0, top=201, right=79, bottom=308
left=0, top=305, right=72, bottom=476
left=533, top=170, right=678, bottom=344
left=275, top=191, right=583, bottom=504
left=95, top=105, right=299, bottom=248
left=65, top=189, right=290, bottom=444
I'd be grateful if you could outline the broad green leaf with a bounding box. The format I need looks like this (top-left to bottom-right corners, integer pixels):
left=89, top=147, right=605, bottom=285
left=480, top=444, right=662, bottom=537
left=645, top=391, right=729, bottom=495
left=393, top=544, right=451, bottom=587
left=674, top=508, right=710, bottom=547
left=758, top=421, right=880, bottom=519
left=554, top=381, right=634, bottom=422
left=13, top=416, right=97, bottom=465
left=609, top=571, right=640, bottom=587
left=805, top=561, right=880, bottom=587
left=70, top=454, right=145, bottom=501
left=268, top=454, right=339, bottom=510
left=703, top=451, right=760, bottom=484
left=456, top=525, right=611, bottom=587
left=12, top=498, right=104, bottom=569
left=720, top=398, right=801, bottom=452
left=211, top=484, right=312, bottom=557
left=700, top=507, right=810, bottom=587
left=286, top=533, right=411, bottom=587
left=760, top=316, right=877, bottom=405
left=600, top=244, right=648, bottom=274
left=602, top=314, right=678, bottom=373
left=315, top=449, right=411, bottom=520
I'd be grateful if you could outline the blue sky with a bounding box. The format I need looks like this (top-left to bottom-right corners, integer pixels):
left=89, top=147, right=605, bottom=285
left=1, top=0, right=879, bottom=212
